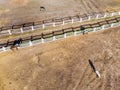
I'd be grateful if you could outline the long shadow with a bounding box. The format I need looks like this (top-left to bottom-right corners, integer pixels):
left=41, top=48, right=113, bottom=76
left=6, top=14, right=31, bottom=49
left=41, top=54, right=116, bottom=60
left=88, top=59, right=96, bottom=72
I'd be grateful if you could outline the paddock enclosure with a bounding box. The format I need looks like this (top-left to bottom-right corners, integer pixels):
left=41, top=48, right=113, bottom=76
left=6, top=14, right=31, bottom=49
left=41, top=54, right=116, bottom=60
left=0, top=0, right=120, bottom=26
left=0, top=26, right=120, bottom=90
left=0, top=0, right=120, bottom=90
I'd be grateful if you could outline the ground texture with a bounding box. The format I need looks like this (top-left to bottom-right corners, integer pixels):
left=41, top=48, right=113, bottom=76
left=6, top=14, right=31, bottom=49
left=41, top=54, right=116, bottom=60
left=0, top=0, right=120, bottom=26
left=0, top=26, right=120, bottom=90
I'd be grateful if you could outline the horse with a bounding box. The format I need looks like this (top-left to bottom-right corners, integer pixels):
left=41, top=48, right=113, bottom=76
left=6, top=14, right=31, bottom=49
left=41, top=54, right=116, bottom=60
left=10, top=45, right=19, bottom=51
left=40, top=6, right=46, bottom=11
left=10, top=38, right=22, bottom=51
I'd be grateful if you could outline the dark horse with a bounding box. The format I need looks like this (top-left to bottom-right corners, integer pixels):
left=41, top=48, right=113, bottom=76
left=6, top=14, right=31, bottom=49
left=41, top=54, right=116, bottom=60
left=40, top=6, right=46, bottom=11
left=10, top=38, right=22, bottom=51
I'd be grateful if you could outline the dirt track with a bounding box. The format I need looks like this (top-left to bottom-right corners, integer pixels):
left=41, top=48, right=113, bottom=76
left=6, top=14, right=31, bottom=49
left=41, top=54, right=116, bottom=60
left=0, top=0, right=120, bottom=26
left=0, top=26, right=120, bottom=90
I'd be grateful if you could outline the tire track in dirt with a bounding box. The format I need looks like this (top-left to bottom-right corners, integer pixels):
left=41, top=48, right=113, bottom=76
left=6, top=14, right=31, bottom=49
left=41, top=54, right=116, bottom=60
left=80, top=0, right=92, bottom=14
left=72, top=65, right=89, bottom=90
left=74, top=61, right=100, bottom=90
left=104, top=68, right=112, bottom=90
left=114, top=75, right=120, bottom=90
left=89, top=0, right=103, bottom=13
left=81, top=0, right=100, bottom=14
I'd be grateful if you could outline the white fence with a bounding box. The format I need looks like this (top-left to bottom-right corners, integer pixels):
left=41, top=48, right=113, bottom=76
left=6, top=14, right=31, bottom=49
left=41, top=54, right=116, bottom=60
left=0, top=21, right=120, bottom=53
left=0, top=11, right=120, bottom=36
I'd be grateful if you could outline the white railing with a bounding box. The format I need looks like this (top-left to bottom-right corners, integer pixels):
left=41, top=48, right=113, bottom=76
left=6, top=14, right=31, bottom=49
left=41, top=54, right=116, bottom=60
left=0, top=21, right=120, bottom=53
left=0, top=11, right=120, bottom=36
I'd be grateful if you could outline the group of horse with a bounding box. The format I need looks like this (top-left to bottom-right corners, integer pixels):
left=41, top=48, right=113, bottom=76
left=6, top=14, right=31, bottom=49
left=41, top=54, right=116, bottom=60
left=6, top=38, right=23, bottom=51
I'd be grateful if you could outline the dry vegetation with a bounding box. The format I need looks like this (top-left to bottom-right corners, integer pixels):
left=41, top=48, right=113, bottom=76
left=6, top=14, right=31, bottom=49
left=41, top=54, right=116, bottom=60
left=0, top=0, right=120, bottom=26
left=0, top=26, right=120, bottom=90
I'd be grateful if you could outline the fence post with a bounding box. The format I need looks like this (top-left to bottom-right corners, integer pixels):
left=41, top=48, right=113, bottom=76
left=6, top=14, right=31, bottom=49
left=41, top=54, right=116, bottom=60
left=31, top=26, right=34, bottom=31
left=52, top=19, right=56, bottom=27
left=29, top=41, right=33, bottom=46
left=111, top=12, right=114, bottom=16
left=62, top=19, right=65, bottom=25
left=104, top=13, right=107, bottom=18
left=96, top=14, right=99, bottom=19
left=20, top=27, right=24, bottom=33
left=80, top=18, right=82, bottom=22
left=64, top=33, right=67, bottom=38
left=42, top=21, right=45, bottom=29
left=8, top=30, right=12, bottom=35
left=53, top=36, right=56, bottom=41
left=93, top=28, right=96, bottom=32
left=62, top=29, right=66, bottom=38
left=42, top=24, right=45, bottom=29
left=102, top=25, right=105, bottom=30
left=111, top=23, right=113, bottom=27
left=88, top=16, right=91, bottom=20
left=53, top=22, right=56, bottom=27
left=74, top=31, right=77, bottom=36
left=2, top=47, right=6, bottom=51
left=41, top=33, right=44, bottom=43
left=71, top=18, right=74, bottom=23
left=41, top=38, right=44, bottom=43
left=52, top=32, right=56, bottom=40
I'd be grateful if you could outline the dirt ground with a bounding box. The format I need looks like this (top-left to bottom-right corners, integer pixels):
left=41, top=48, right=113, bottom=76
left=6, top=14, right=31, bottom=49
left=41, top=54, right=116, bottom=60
left=0, top=0, right=120, bottom=26
left=0, top=26, right=120, bottom=90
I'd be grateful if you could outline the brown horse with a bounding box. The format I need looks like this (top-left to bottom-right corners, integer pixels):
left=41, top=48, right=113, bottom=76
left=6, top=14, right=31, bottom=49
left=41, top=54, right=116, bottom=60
left=10, top=46, right=19, bottom=51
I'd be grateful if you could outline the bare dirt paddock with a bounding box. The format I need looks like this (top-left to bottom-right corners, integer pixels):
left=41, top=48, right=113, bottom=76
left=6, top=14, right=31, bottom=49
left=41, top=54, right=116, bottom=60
left=0, top=26, right=120, bottom=90
left=0, top=0, right=120, bottom=26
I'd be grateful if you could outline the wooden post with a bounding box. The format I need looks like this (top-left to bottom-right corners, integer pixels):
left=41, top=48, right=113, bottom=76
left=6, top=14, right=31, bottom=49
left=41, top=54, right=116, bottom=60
left=8, top=30, right=12, bottom=35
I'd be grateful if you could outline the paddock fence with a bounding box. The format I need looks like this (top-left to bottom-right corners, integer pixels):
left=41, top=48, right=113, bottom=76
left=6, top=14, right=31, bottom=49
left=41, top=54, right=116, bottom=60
left=0, top=11, right=120, bottom=36
left=0, top=16, right=120, bottom=53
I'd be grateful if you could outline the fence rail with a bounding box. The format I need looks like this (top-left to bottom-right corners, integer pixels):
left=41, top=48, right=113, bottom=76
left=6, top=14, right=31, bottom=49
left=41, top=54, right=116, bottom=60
left=0, top=16, right=120, bottom=53
left=0, top=11, right=120, bottom=36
